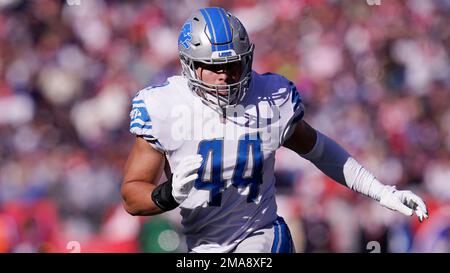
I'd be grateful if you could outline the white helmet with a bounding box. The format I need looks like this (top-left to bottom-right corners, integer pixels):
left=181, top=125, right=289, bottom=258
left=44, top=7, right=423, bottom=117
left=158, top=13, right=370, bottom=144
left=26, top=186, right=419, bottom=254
left=178, top=7, right=254, bottom=109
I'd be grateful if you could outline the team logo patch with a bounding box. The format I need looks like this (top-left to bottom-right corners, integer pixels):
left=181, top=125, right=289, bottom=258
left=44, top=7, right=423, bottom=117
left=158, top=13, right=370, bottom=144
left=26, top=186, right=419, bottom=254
left=179, top=21, right=192, bottom=49
left=130, top=108, right=142, bottom=120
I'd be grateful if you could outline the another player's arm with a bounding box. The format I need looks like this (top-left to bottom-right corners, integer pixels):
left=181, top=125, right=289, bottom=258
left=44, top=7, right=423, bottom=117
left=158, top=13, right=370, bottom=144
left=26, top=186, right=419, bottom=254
left=121, top=136, right=166, bottom=216
left=283, top=120, right=429, bottom=222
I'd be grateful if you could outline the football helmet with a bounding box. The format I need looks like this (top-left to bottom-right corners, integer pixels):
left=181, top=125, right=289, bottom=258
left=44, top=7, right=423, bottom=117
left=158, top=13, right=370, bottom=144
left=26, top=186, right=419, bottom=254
left=178, top=7, right=254, bottom=109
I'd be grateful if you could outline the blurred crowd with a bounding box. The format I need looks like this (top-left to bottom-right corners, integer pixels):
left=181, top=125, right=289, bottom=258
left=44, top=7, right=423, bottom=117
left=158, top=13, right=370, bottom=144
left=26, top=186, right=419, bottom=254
left=0, top=0, right=449, bottom=252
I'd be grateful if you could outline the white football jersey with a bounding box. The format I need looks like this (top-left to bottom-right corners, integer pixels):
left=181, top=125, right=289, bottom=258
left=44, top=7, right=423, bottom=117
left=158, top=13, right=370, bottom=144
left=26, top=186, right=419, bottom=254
left=129, top=71, right=304, bottom=253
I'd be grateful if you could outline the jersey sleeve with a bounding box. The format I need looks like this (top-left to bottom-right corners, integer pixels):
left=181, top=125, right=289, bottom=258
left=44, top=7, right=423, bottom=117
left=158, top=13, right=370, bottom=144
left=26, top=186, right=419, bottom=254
left=129, top=90, right=166, bottom=153
left=278, top=78, right=305, bottom=145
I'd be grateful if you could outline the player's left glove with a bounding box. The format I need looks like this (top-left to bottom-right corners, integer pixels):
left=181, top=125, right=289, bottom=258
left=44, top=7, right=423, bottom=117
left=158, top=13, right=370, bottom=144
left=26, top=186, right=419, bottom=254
left=379, top=186, right=429, bottom=222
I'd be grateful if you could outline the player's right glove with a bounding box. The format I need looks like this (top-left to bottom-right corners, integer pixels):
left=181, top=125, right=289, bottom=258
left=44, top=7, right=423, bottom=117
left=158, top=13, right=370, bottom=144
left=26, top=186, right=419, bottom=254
left=379, top=186, right=429, bottom=222
left=171, top=154, right=203, bottom=204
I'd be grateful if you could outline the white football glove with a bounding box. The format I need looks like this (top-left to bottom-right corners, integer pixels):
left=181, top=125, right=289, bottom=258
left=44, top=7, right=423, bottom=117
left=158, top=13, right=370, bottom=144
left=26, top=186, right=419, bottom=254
left=379, top=186, right=429, bottom=222
left=171, top=154, right=203, bottom=204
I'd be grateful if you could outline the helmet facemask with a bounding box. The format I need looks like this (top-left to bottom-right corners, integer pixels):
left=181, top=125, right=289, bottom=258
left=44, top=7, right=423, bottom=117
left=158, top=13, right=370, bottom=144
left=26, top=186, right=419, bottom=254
left=180, top=44, right=254, bottom=109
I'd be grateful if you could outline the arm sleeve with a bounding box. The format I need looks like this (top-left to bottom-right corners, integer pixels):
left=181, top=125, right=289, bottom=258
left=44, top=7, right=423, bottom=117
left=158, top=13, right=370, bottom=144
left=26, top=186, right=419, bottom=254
left=300, top=130, right=387, bottom=201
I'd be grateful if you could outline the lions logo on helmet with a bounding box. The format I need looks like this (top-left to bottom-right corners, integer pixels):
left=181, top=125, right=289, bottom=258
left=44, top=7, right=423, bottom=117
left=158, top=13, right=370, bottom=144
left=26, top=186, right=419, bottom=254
left=179, top=21, right=193, bottom=49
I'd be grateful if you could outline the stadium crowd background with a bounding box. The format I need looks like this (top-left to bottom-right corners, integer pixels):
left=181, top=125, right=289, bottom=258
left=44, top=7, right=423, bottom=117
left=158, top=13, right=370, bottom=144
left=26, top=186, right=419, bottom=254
left=0, top=0, right=449, bottom=252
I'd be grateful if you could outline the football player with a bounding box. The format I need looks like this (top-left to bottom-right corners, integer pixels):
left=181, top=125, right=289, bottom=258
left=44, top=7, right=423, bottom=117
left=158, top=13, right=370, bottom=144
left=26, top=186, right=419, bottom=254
left=121, top=7, right=428, bottom=253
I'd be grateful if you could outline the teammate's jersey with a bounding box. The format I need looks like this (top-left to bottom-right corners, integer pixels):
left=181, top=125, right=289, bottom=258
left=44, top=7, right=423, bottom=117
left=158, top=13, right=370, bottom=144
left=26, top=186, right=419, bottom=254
left=129, top=71, right=304, bottom=253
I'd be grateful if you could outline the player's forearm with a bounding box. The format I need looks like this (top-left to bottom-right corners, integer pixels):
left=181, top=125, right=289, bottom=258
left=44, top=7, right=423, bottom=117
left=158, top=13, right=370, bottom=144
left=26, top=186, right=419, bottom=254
left=292, top=129, right=428, bottom=221
left=299, top=130, right=386, bottom=201
left=121, top=181, right=165, bottom=216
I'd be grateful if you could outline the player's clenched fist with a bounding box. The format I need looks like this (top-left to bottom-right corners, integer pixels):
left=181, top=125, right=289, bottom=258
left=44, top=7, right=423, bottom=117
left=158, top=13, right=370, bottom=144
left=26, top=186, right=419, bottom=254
left=171, top=155, right=203, bottom=204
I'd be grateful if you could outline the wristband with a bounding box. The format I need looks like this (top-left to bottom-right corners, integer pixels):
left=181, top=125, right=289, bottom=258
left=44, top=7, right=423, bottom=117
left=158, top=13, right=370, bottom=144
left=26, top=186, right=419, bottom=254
left=151, top=175, right=179, bottom=211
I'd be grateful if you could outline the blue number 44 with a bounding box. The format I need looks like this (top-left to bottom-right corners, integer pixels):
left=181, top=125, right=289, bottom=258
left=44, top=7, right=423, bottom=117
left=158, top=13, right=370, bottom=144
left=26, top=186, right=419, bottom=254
left=194, top=134, right=263, bottom=206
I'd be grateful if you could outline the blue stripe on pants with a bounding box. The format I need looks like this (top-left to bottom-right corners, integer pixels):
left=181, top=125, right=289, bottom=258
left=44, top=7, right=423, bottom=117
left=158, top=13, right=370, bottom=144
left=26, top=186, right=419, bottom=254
left=271, top=216, right=293, bottom=253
